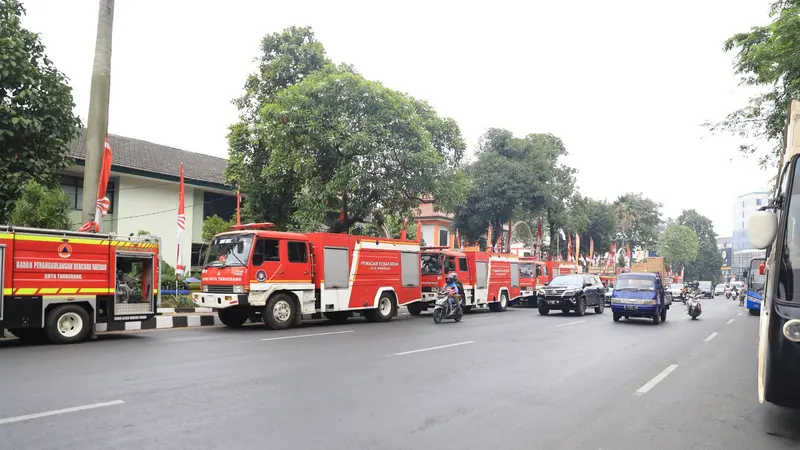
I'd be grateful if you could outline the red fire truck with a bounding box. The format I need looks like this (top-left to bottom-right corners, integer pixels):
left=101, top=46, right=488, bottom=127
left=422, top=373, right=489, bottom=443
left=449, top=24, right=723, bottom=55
left=192, top=223, right=422, bottom=329
left=413, top=246, right=521, bottom=315
left=515, top=257, right=556, bottom=305
left=0, top=226, right=161, bottom=344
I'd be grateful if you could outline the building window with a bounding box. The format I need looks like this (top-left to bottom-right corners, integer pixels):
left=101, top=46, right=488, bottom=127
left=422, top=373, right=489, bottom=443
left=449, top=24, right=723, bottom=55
left=439, top=229, right=449, bottom=247
left=742, top=201, right=745, bottom=207
left=203, top=191, right=236, bottom=222
left=59, top=175, right=116, bottom=213
left=756, top=198, right=762, bottom=206
left=742, top=211, right=744, bottom=218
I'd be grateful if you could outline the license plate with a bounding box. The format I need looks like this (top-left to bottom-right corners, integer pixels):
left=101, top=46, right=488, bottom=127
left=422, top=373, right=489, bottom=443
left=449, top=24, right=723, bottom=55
left=548, top=301, right=559, bottom=305
left=205, top=296, right=215, bottom=303
left=624, top=305, right=638, bottom=310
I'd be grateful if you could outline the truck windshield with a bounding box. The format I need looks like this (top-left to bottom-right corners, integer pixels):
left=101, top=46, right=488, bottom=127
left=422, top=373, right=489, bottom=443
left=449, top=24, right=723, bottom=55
left=520, top=263, right=534, bottom=278
left=421, top=253, right=442, bottom=276
left=615, top=276, right=655, bottom=291
left=204, top=235, right=254, bottom=268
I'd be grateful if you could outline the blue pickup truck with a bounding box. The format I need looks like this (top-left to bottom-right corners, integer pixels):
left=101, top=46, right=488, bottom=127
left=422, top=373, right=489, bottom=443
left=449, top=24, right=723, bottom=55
left=610, top=272, right=673, bottom=324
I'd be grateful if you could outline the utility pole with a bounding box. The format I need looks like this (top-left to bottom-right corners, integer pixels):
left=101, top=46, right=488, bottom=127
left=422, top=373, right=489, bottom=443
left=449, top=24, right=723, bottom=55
left=81, top=0, right=115, bottom=224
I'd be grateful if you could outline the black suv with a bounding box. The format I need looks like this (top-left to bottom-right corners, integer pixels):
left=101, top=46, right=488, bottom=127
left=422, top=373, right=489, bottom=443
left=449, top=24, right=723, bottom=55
left=537, top=274, right=606, bottom=316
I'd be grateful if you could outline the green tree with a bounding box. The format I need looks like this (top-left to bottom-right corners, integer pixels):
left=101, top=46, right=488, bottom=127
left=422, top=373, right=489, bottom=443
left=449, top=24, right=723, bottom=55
left=354, top=215, right=419, bottom=241
left=708, top=0, right=800, bottom=167
left=614, top=193, right=662, bottom=249
left=676, top=209, right=725, bottom=283
left=202, top=214, right=235, bottom=242
left=454, top=130, right=567, bottom=250
left=231, top=67, right=467, bottom=234
left=568, top=195, right=619, bottom=255
left=658, top=224, right=700, bottom=270
left=545, top=165, right=576, bottom=257
left=9, top=180, right=73, bottom=229
left=0, top=0, right=82, bottom=222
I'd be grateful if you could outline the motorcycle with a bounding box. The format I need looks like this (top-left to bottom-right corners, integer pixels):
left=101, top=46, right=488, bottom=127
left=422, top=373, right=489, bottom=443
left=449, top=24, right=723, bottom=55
left=687, top=294, right=702, bottom=320
left=433, top=288, right=463, bottom=324
left=725, top=289, right=732, bottom=299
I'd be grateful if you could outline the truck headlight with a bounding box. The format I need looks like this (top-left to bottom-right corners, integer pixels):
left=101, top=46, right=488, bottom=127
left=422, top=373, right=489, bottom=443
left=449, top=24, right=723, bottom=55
left=783, top=319, right=800, bottom=342
left=644, top=300, right=657, bottom=305
left=233, top=285, right=245, bottom=294
left=202, top=285, right=208, bottom=293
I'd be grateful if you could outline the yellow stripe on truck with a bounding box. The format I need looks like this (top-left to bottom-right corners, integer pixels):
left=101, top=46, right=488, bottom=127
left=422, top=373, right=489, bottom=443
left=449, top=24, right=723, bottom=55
left=14, top=288, right=37, bottom=295
left=59, top=288, right=79, bottom=294
left=78, top=288, right=113, bottom=294
left=37, top=288, right=59, bottom=294
left=13, top=234, right=108, bottom=245
left=2, top=288, right=11, bottom=295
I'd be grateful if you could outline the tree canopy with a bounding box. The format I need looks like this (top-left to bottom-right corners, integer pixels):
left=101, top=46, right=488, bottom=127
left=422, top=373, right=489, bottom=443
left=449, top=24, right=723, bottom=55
left=677, top=209, right=725, bottom=283
left=454, top=129, right=566, bottom=248
left=0, top=0, right=82, bottom=222
left=658, top=224, right=700, bottom=270
left=228, top=27, right=467, bottom=235
left=9, top=180, right=73, bottom=230
left=614, top=192, right=662, bottom=249
left=710, top=0, right=800, bottom=167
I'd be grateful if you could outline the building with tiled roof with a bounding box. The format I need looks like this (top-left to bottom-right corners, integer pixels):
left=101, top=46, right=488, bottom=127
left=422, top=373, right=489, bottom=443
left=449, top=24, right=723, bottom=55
left=61, top=130, right=235, bottom=273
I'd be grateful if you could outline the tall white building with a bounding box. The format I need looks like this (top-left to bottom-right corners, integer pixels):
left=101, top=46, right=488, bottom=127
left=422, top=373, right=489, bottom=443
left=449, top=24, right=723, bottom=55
left=732, top=191, right=770, bottom=276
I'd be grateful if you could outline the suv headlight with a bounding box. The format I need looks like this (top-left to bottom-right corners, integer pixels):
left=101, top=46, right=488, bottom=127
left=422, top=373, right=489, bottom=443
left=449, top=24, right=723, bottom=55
left=233, top=285, right=245, bottom=294
left=563, top=289, right=576, bottom=296
left=536, top=289, right=545, bottom=296
left=202, top=285, right=208, bottom=293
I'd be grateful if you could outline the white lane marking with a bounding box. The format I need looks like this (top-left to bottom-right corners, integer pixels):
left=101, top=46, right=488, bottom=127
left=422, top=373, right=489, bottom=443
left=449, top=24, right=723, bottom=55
left=465, top=316, right=493, bottom=321
left=726, top=319, right=735, bottom=325
left=554, top=320, right=586, bottom=328
left=704, top=332, right=719, bottom=342
left=0, top=400, right=125, bottom=426
left=738, top=312, right=744, bottom=316
left=635, top=365, right=679, bottom=395
left=260, top=330, right=354, bottom=341
left=394, top=341, right=475, bottom=356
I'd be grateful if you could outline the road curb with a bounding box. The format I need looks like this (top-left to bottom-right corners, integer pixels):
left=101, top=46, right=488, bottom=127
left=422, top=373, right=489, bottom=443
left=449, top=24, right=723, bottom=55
left=96, top=315, right=221, bottom=333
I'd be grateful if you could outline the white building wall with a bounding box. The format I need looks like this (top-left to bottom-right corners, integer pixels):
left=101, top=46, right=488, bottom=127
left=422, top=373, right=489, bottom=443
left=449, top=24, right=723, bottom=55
left=422, top=224, right=435, bottom=248
left=191, top=189, right=204, bottom=243
left=115, top=174, right=197, bottom=270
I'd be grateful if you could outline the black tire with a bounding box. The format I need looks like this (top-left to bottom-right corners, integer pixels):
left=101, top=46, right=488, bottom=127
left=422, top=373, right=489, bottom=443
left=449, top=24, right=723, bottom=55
left=433, top=308, right=444, bottom=324
left=660, top=308, right=667, bottom=322
left=263, top=293, right=296, bottom=330
left=45, top=304, right=92, bottom=345
left=366, top=292, right=397, bottom=323
left=538, top=306, right=550, bottom=315
left=594, top=301, right=605, bottom=314
left=498, top=292, right=509, bottom=312
left=8, top=328, right=47, bottom=341
left=324, top=312, right=350, bottom=324
left=613, top=313, right=620, bottom=322
left=218, top=306, right=248, bottom=328
left=454, top=308, right=464, bottom=322
left=653, top=311, right=661, bottom=325
left=407, top=302, right=424, bottom=316
left=575, top=297, right=587, bottom=316
left=749, top=309, right=760, bottom=316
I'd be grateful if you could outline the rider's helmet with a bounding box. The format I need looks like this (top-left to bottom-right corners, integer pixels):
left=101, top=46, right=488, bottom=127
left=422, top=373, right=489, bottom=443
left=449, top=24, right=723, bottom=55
left=445, top=273, right=455, bottom=282
left=449, top=272, right=459, bottom=281
left=692, top=281, right=700, bottom=288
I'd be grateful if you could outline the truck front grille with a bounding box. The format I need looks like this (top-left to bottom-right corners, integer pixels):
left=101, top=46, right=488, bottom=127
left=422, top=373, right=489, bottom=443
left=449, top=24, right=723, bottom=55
left=206, top=285, right=234, bottom=294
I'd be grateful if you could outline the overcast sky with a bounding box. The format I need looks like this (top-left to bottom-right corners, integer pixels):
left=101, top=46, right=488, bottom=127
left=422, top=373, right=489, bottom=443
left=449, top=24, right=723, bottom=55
left=21, top=0, right=777, bottom=237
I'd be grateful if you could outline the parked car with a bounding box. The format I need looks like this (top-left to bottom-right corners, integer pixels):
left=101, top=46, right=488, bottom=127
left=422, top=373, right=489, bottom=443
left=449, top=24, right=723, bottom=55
left=537, top=274, right=606, bottom=316
left=698, top=281, right=713, bottom=299
left=714, top=283, right=726, bottom=296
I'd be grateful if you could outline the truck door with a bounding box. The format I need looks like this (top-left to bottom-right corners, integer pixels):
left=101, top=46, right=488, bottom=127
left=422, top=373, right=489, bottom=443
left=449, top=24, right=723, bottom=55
left=0, top=244, right=4, bottom=324
left=475, top=259, right=488, bottom=304
left=457, top=257, right=471, bottom=304
left=115, top=251, right=156, bottom=317
left=322, top=247, right=350, bottom=311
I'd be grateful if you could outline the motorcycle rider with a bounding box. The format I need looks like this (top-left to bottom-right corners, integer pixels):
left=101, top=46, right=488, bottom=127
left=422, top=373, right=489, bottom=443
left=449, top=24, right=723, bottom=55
left=450, top=272, right=466, bottom=309
left=687, top=281, right=703, bottom=315
left=738, top=284, right=747, bottom=306
left=442, top=273, right=462, bottom=312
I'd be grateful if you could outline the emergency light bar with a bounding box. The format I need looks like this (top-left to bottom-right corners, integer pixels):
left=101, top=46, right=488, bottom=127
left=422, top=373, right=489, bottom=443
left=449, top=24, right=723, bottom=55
left=232, top=222, right=276, bottom=231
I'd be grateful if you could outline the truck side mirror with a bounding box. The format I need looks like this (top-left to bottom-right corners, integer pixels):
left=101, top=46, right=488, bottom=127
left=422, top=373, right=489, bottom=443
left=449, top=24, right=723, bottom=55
left=748, top=211, right=778, bottom=249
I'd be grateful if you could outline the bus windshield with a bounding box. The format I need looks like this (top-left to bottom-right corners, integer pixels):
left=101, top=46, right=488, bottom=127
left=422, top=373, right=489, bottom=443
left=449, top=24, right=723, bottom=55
left=749, top=259, right=766, bottom=292
left=421, top=254, right=442, bottom=276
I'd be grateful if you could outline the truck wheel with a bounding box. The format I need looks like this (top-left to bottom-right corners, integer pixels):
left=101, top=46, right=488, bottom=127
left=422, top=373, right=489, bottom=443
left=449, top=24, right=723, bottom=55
left=407, top=302, right=424, bottom=316
left=613, top=313, right=620, bottom=322
left=749, top=309, right=759, bottom=316
left=8, top=328, right=47, bottom=342
left=574, top=297, right=587, bottom=316
left=594, top=301, right=605, bottom=314
left=538, top=306, right=550, bottom=315
left=366, top=292, right=396, bottom=323
left=660, top=308, right=667, bottom=322
left=263, top=293, right=296, bottom=330
left=45, top=305, right=91, bottom=344
left=653, top=311, right=661, bottom=325
left=498, top=292, right=509, bottom=312
left=218, top=306, right=248, bottom=328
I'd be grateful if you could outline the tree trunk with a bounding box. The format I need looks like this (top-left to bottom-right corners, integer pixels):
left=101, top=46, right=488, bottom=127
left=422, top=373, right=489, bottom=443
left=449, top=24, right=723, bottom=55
left=82, top=0, right=115, bottom=225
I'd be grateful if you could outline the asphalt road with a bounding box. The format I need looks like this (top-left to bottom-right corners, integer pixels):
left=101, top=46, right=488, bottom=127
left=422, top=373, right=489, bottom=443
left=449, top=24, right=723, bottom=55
left=0, top=297, right=798, bottom=450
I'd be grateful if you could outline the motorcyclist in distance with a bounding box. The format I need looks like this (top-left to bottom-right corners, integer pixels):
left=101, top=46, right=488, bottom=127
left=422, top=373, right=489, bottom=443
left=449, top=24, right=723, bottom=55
left=442, top=273, right=462, bottom=312
left=450, top=272, right=466, bottom=309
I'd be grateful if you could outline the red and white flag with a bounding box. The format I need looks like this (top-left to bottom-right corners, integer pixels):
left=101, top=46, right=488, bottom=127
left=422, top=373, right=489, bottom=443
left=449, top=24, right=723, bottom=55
left=176, top=163, right=186, bottom=275
left=79, top=135, right=113, bottom=233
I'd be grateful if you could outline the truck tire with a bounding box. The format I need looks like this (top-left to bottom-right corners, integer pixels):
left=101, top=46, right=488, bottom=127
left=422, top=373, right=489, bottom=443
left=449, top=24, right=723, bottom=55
left=574, top=297, right=587, bottom=316
left=660, top=308, right=667, bottom=322
left=749, top=309, right=759, bottom=316
left=45, top=304, right=91, bottom=345
left=653, top=311, right=661, bottom=325
left=366, top=292, right=396, bottom=323
left=263, top=293, right=296, bottom=330
left=594, top=301, right=605, bottom=314
left=498, top=292, right=509, bottom=312
left=613, top=313, right=620, bottom=322
left=407, top=302, right=424, bottom=316
left=218, top=306, right=248, bottom=328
